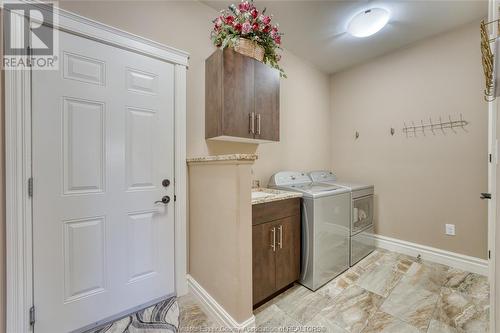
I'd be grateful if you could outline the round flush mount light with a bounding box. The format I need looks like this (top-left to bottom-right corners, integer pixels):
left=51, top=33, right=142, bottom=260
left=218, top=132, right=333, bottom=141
left=347, top=8, right=390, bottom=38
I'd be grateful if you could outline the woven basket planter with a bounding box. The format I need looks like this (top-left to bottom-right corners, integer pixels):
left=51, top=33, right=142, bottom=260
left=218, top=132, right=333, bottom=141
left=234, top=38, right=265, bottom=62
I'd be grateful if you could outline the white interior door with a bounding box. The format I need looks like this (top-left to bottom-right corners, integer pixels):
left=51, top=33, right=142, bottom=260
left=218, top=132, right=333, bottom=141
left=32, top=30, right=175, bottom=333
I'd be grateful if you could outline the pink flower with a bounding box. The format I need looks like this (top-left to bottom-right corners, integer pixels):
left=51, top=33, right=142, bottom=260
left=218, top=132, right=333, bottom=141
left=270, top=26, right=278, bottom=38
left=274, top=35, right=281, bottom=45
left=262, top=25, right=271, bottom=33
left=252, top=22, right=259, bottom=31
left=214, top=17, right=223, bottom=30
left=233, top=22, right=242, bottom=32
left=239, top=1, right=251, bottom=12
left=242, top=21, right=252, bottom=34
left=250, top=8, right=259, bottom=19
left=262, top=15, right=271, bottom=25
left=225, top=15, right=234, bottom=24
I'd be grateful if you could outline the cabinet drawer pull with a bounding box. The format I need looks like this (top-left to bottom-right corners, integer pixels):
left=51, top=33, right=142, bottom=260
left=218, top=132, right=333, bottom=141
left=278, top=225, right=283, bottom=249
left=249, top=112, right=255, bottom=134
left=256, top=113, right=261, bottom=135
left=270, top=227, right=276, bottom=252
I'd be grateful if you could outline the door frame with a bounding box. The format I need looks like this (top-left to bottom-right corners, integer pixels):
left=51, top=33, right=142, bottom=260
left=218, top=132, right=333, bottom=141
left=5, top=2, right=189, bottom=332
left=489, top=0, right=499, bottom=332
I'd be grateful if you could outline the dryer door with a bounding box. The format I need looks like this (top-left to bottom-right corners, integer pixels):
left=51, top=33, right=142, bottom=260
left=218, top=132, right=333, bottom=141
left=352, top=195, right=374, bottom=235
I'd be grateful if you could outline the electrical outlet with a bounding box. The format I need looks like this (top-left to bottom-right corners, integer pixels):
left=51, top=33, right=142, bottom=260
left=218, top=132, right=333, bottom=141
left=445, top=224, right=456, bottom=236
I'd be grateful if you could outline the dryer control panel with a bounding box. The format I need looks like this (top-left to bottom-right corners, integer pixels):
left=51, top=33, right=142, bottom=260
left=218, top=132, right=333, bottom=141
left=309, top=170, right=337, bottom=183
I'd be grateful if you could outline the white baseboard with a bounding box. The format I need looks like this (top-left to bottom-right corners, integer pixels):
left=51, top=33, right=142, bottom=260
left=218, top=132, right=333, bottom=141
left=187, top=275, right=256, bottom=332
left=372, top=234, right=489, bottom=276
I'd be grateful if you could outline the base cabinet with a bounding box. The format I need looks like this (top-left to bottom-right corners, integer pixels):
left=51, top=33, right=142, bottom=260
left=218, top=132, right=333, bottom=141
left=252, top=198, right=300, bottom=306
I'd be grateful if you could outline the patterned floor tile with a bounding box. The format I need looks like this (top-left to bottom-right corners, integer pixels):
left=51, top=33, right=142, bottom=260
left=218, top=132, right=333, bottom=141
left=361, top=310, right=421, bottom=333
left=356, top=262, right=404, bottom=297
left=427, top=319, right=461, bottom=333
left=255, top=304, right=302, bottom=330
left=433, top=287, right=489, bottom=332
left=318, top=285, right=384, bottom=333
left=444, top=268, right=490, bottom=306
left=380, top=279, right=439, bottom=331
left=274, top=284, right=333, bottom=324
left=178, top=293, right=219, bottom=332
left=317, top=264, right=366, bottom=299
left=305, top=314, right=348, bottom=332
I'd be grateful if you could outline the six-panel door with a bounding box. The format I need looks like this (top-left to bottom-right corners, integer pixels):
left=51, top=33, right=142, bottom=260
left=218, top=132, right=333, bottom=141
left=32, top=30, right=175, bottom=333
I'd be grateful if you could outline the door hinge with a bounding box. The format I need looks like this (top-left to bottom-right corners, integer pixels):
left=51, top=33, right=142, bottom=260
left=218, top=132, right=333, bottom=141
left=489, top=154, right=492, bottom=163
left=29, top=306, right=35, bottom=326
left=28, top=177, right=33, bottom=197
left=174, top=195, right=177, bottom=202
left=489, top=250, right=491, bottom=259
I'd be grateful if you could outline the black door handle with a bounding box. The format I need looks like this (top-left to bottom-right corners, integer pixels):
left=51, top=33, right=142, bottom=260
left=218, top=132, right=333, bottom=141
left=155, top=195, right=171, bottom=204
left=481, top=193, right=492, bottom=200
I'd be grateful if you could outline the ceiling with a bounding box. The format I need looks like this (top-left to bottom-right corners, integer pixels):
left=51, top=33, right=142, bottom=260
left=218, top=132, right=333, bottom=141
left=203, top=0, right=488, bottom=73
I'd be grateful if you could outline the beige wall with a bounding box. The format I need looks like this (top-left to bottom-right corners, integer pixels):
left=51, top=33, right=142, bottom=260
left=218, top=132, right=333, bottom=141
left=188, top=160, right=253, bottom=323
left=59, top=1, right=332, bottom=186
left=330, top=21, right=488, bottom=259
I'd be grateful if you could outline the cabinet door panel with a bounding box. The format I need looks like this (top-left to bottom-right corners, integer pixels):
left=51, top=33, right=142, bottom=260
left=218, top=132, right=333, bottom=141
left=275, top=215, right=300, bottom=290
left=252, top=222, right=276, bottom=305
left=254, top=60, right=279, bottom=141
left=223, top=49, right=255, bottom=139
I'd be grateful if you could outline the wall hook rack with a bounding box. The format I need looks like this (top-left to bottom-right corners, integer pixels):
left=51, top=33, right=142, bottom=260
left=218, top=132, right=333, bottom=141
left=402, top=114, right=469, bottom=137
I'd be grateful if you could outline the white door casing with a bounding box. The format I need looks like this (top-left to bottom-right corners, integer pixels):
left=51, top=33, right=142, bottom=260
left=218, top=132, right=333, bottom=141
left=5, top=4, right=189, bottom=333
left=488, top=1, right=499, bottom=332
left=32, top=29, right=175, bottom=332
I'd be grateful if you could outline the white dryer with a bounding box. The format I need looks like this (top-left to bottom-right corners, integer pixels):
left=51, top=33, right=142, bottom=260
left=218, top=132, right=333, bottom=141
left=309, top=171, right=376, bottom=266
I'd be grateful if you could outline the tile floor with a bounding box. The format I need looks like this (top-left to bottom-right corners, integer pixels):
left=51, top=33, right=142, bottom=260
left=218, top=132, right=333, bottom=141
left=254, top=249, right=490, bottom=333
left=179, top=249, right=490, bottom=333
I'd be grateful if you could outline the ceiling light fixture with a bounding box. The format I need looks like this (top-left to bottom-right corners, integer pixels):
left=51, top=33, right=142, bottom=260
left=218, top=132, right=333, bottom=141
left=347, top=8, right=390, bottom=38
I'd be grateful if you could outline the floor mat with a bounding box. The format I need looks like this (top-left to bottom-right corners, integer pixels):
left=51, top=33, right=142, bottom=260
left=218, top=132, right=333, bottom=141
left=86, top=297, right=179, bottom=333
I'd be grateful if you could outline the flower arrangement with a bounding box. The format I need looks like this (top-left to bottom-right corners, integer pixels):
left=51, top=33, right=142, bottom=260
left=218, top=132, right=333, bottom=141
left=211, top=0, right=286, bottom=78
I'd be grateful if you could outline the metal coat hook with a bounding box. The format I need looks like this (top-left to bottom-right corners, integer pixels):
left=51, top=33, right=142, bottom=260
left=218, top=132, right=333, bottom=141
left=449, top=115, right=457, bottom=133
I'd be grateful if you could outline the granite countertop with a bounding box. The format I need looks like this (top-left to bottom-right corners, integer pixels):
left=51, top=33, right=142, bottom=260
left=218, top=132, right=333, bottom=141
left=186, top=154, right=258, bottom=163
left=252, top=188, right=302, bottom=205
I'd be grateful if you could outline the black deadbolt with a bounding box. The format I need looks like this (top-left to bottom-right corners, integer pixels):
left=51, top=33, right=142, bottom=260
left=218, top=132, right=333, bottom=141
left=162, top=179, right=171, bottom=187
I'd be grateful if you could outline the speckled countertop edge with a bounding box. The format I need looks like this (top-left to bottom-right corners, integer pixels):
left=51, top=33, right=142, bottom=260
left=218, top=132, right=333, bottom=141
left=251, top=188, right=302, bottom=205
left=186, top=154, right=258, bottom=163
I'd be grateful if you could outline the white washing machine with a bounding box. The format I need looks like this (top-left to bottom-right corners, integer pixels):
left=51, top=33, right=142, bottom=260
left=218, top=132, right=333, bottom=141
left=269, top=171, right=350, bottom=291
left=309, top=171, right=376, bottom=266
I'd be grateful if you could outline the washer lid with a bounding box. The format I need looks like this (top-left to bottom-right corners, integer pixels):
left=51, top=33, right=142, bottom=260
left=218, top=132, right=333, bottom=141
left=288, top=183, right=343, bottom=193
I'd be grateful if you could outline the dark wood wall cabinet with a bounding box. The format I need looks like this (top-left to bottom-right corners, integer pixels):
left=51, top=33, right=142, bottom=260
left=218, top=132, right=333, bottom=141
left=205, top=48, right=280, bottom=143
left=252, top=198, right=300, bottom=306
